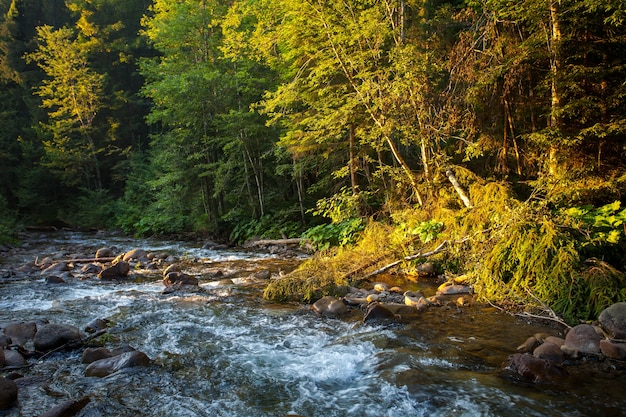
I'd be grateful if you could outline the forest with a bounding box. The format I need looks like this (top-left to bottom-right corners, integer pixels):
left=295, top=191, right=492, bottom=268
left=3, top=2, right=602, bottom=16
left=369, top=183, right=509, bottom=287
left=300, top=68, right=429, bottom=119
left=0, top=0, right=625, bottom=323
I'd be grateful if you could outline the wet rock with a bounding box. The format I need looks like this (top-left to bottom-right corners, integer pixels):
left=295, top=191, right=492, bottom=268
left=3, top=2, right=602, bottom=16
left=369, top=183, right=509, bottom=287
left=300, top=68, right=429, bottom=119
left=0, top=377, right=18, bottom=409
left=163, top=264, right=180, bottom=276
left=455, top=294, right=473, bottom=306
left=97, top=261, right=130, bottom=280
left=84, top=318, right=110, bottom=333
left=416, top=262, right=436, bottom=276
left=37, top=396, right=90, bottom=417
left=544, top=336, right=565, bottom=348
left=366, top=293, right=379, bottom=303
left=3, top=322, right=37, bottom=346
left=80, top=263, right=102, bottom=274
left=504, top=353, right=567, bottom=383
left=561, top=324, right=603, bottom=357
left=33, top=323, right=82, bottom=352
left=373, top=282, right=389, bottom=292
left=253, top=269, right=271, bottom=280
left=163, top=271, right=199, bottom=287
left=312, top=296, right=348, bottom=317
left=0, top=334, right=11, bottom=348
left=41, top=262, right=70, bottom=275
left=81, top=347, right=115, bottom=364
left=533, top=341, right=565, bottom=364
left=45, top=276, right=65, bottom=284
left=379, top=303, right=419, bottom=316
left=3, top=349, right=26, bottom=367
left=95, top=247, right=114, bottom=259
left=0, top=349, right=4, bottom=368
left=363, top=303, right=397, bottom=323
left=122, top=249, right=147, bottom=262
left=84, top=350, right=150, bottom=377
left=599, top=339, right=626, bottom=360
left=17, top=262, right=40, bottom=274
left=404, top=291, right=430, bottom=310
left=436, top=283, right=472, bottom=296
left=598, top=302, right=626, bottom=339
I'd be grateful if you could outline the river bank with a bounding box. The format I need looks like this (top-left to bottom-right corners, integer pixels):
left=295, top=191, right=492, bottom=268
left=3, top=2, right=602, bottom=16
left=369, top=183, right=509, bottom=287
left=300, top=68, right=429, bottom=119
left=1, top=231, right=626, bottom=416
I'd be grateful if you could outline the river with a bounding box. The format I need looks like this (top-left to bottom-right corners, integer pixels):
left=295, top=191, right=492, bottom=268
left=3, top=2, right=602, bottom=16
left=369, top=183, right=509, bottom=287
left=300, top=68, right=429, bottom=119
left=1, top=231, right=625, bottom=417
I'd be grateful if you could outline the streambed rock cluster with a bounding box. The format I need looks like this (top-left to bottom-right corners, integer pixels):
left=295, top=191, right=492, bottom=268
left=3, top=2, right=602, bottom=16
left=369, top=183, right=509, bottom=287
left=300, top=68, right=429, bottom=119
left=505, top=302, right=626, bottom=383
left=1, top=240, right=282, bottom=414
left=311, top=276, right=474, bottom=322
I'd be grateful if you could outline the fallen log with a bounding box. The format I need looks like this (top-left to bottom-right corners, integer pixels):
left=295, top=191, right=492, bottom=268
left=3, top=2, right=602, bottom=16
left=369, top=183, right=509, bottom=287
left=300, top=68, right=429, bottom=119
left=65, top=257, right=116, bottom=264
left=243, top=238, right=309, bottom=248
left=355, top=240, right=449, bottom=282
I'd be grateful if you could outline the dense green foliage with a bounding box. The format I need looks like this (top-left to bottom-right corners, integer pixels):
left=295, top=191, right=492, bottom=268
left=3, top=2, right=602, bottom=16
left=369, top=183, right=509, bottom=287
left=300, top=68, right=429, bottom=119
left=0, top=0, right=624, bottom=320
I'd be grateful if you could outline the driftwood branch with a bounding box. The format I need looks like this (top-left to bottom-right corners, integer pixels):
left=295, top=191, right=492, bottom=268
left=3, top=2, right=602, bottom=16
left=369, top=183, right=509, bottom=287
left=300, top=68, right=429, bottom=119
left=66, top=257, right=116, bottom=264
left=355, top=240, right=449, bottom=282
left=243, top=238, right=309, bottom=247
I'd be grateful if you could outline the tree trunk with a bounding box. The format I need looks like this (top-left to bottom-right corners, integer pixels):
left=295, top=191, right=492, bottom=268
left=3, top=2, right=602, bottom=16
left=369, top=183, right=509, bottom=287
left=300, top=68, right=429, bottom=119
left=548, top=0, right=562, bottom=177
left=349, top=123, right=358, bottom=195
left=446, top=168, right=472, bottom=209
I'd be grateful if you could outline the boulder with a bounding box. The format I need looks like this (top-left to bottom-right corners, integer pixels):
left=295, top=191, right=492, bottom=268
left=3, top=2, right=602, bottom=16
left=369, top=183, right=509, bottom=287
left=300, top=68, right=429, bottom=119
left=84, top=318, right=110, bottom=334
left=37, top=396, right=90, bottom=417
left=363, top=303, right=397, bottom=323
left=598, top=302, right=626, bottom=339
left=45, top=276, right=65, bottom=284
left=533, top=341, right=565, bottom=364
left=517, top=336, right=539, bottom=353
left=97, top=261, right=130, bottom=280
left=404, top=291, right=430, bottom=310
left=3, top=349, right=26, bottom=367
left=163, top=264, right=180, bottom=277
left=544, top=336, right=565, bottom=348
left=0, top=334, right=11, bottom=348
left=416, top=262, right=436, bottom=276
left=0, top=377, right=17, bottom=410
left=84, top=351, right=150, bottom=377
left=599, top=339, right=626, bottom=360
left=33, top=323, right=82, bottom=352
left=95, top=247, right=114, bottom=259
left=3, top=322, right=37, bottom=346
left=122, top=249, right=147, bottom=262
left=436, top=283, right=472, bottom=296
left=162, top=272, right=199, bottom=287
left=504, top=353, right=567, bottom=383
left=41, top=262, right=70, bottom=274
left=80, top=263, right=102, bottom=274
left=81, top=347, right=115, bottom=364
left=561, top=324, right=603, bottom=357
left=252, top=269, right=271, bottom=280
left=312, top=296, right=348, bottom=317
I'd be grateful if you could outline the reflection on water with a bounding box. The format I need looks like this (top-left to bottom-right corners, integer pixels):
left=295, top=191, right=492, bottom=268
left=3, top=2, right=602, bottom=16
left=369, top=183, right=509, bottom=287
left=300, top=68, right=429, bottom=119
left=1, top=232, right=626, bottom=417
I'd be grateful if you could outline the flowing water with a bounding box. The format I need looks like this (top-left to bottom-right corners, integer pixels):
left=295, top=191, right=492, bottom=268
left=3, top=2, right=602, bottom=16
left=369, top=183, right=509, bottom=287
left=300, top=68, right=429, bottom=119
left=1, top=232, right=625, bottom=417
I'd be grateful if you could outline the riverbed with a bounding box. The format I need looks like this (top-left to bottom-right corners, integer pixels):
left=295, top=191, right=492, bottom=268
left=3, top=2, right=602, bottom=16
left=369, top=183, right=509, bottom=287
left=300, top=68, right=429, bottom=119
left=1, top=231, right=625, bottom=417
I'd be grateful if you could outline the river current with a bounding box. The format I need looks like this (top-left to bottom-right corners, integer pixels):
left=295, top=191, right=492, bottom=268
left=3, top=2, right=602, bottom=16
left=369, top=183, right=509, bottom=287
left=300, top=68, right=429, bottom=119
left=1, top=231, right=625, bottom=417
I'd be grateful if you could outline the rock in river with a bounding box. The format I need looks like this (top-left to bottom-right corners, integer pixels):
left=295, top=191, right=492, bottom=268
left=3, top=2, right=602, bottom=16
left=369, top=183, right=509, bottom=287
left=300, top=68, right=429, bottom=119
left=312, top=296, right=348, bottom=317
left=0, top=377, right=18, bottom=410
left=85, top=351, right=150, bottom=377
left=33, top=323, right=82, bottom=352
left=561, top=324, right=603, bottom=357
left=97, top=261, right=130, bottom=280
left=599, top=302, right=626, bottom=339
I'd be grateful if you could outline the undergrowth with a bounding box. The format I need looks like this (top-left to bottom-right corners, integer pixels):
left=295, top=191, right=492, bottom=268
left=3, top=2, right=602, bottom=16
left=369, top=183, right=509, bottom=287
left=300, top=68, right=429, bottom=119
left=264, top=178, right=626, bottom=324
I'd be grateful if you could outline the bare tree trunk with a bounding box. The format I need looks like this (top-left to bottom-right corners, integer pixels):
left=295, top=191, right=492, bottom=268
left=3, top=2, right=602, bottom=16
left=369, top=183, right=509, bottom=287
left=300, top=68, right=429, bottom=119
left=446, top=168, right=472, bottom=209
left=349, top=123, right=358, bottom=195
left=548, top=0, right=562, bottom=176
